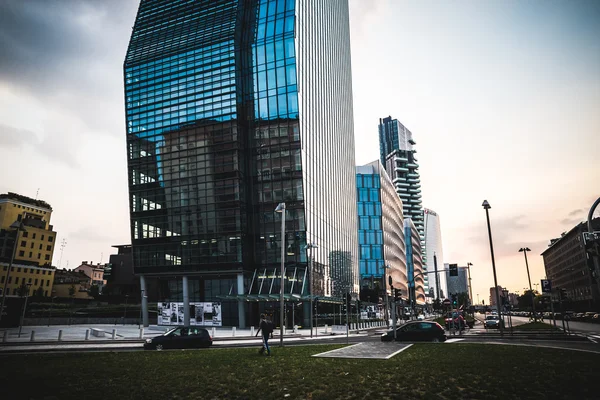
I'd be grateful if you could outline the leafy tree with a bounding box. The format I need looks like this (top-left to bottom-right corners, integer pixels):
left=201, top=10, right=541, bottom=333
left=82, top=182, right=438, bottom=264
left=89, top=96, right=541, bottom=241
left=457, top=292, right=470, bottom=307
left=89, top=285, right=100, bottom=299
left=34, top=287, right=44, bottom=298
left=68, top=285, right=76, bottom=298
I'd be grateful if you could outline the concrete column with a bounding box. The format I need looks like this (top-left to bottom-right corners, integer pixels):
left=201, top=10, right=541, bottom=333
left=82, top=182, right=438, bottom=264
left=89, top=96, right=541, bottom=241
left=237, top=273, right=246, bottom=328
left=182, top=276, right=190, bottom=326
left=140, top=275, right=149, bottom=327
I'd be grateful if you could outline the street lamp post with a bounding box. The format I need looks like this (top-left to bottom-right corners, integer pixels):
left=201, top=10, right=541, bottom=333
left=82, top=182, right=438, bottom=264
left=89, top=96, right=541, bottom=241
left=275, top=202, right=286, bottom=347
left=383, top=265, right=391, bottom=328
left=18, top=283, right=32, bottom=338
left=0, top=220, right=27, bottom=323
left=305, top=243, right=318, bottom=338
left=139, top=289, right=145, bottom=329
left=47, top=290, right=57, bottom=326
left=477, top=293, right=480, bottom=305
left=466, top=262, right=474, bottom=307
left=482, top=200, right=504, bottom=336
left=518, top=247, right=536, bottom=320
left=124, top=294, right=129, bottom=325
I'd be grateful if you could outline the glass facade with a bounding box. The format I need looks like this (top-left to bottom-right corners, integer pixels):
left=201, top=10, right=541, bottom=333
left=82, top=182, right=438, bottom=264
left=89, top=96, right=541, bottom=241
left=405, top=218, right=425, bottom=305
left=423, top=208, right=447, bottom=299
left=356, top=161, right=407, bottom=296
left=124, top=0, right=357, bottom=326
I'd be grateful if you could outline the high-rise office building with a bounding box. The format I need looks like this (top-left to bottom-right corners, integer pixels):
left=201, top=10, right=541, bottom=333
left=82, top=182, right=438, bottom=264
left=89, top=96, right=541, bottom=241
left=356, top=161, right=407, bottom=300
left=379, top=117, right=425, bottom=290
left=124, top=0, right=358, bottom=327
left=446, top=264, right=469, bottom=296
left=423, top=208, right=447, bottom=299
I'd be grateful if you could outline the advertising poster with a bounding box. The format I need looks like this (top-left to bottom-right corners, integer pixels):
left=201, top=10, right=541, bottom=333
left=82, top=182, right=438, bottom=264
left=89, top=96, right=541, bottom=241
left=158, top=302, right=222, bottom=326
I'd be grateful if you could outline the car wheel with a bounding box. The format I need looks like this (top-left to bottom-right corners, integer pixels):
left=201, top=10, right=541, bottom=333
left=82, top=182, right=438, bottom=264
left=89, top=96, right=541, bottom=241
left=432, top=337, right=440, bottom=343
left=156, top=344, right=164, bottom=351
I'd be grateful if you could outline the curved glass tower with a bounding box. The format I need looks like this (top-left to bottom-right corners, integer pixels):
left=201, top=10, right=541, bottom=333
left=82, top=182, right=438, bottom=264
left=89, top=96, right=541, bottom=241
left=124, top=0, right=358, bottom=327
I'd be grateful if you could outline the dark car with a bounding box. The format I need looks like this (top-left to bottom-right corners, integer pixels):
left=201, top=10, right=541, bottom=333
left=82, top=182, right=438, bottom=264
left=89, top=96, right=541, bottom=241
left=144, top=327, right=213, bottom=350
left=381, top=321, right=446, bottom=342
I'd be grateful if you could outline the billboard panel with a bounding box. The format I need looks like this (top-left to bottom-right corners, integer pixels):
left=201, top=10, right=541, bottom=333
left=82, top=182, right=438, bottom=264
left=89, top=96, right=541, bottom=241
left=157, top=302, right=222, bottom=326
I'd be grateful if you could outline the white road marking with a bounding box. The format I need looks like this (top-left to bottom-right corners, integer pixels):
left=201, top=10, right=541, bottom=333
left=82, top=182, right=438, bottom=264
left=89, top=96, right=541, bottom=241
left=445, top=338, right=465, bottom=343
left=384, top=344, right=413, bottom=359
left=311, top=343, right=362, bottom=357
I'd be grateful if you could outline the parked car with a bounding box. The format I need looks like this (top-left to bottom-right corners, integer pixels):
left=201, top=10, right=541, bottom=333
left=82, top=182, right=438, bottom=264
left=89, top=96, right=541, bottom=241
left=144, top=326, right=213, bottom=350
left=592, top=314, right=600, bottom=324
left=381, top=321, right=446, bottom=342
left=483, top=315, right=503, bottom=329
left=583, top=312, right=596, bottom=322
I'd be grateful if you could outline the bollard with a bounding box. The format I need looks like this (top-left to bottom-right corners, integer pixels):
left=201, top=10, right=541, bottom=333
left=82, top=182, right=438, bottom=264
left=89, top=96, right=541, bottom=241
left=139, top=328, right=144, bottom=339
left=232, top=327, right=236, bottom=337
left=2, top=331, right=7, bottom=343
left=212, top=327, right=216, bottom=338
left=85, top=330, right=90, bottom=341
left=58, top=330, right=63, bottom=341
left=293, top=325, right=298, bottom=334
left=250, top=326, right=255, bottom=336
left=324, top=324, right=328, bottom=334
left=112, top=329, right=117, bottom=340
left=30, top=331, right=35, bottom=342
left=283, top=326, right=286, bottom=335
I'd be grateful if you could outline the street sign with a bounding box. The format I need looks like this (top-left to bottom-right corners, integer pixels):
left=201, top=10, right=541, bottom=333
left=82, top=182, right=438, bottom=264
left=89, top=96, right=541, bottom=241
left=442, top=299, right=451, bottom=306
left=541, top=279, right=552, bottom=293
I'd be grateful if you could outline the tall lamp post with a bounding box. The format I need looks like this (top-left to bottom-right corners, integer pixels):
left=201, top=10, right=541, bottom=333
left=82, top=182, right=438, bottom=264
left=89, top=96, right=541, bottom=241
left=482, top=200, right=504, bottom=336
left=518, top=247, right=536, bottom=320
left=275, top=202, right=286, bottom=347
left=305, top=243, right=318, bottom=338
left=466, top=262, right=474, bottom=307
left=18, top=283, right=32, bottom=338
left=0, top=220, right=27, bottom=323
left=47, top=289, right=57, bottom=326
left=383, top=264, right=391, bottom=327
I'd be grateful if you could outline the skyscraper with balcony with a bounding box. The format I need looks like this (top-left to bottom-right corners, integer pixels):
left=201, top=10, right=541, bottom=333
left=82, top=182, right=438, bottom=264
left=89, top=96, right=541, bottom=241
left=124, top=0, right=358, bottom=328
left=379, top=117, right=426, bottom=291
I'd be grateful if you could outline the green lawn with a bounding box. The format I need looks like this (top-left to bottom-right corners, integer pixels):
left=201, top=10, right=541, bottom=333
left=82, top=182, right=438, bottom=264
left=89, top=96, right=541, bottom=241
left=0, top=344, right=598, bottom=399
left=513, top=321, right=561, bottom=331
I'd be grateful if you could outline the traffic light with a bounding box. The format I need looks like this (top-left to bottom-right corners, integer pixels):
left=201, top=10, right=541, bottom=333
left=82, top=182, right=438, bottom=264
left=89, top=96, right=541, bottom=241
left=394, top=288, right=402, bottom=302
left=559, top=288, right=568, bottom=301
left=449, top=264, right=458, bottom=277
left=451, top=293, right=457, bottom=305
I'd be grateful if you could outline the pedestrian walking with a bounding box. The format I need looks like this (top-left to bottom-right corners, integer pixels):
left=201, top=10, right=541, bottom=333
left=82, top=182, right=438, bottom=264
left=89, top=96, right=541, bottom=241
left=255, top=313, right=273, bottom=356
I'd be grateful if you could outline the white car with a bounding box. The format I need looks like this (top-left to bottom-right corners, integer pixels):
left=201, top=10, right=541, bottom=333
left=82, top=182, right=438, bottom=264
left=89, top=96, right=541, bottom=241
left=417, top=315, right=425, bottom=321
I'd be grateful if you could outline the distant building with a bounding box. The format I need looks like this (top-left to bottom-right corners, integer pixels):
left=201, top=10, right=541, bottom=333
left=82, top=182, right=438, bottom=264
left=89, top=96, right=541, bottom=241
left=508, top=293, right=519, bottom=307
left=0, top=192, right=56, bottom=297
left=105, top=245, right=137, bottom=296
left=489, top=286, right=504, bottom=307
left=53, top=269, right=92, bottom=299
left=423, top=208, right=447, bottom=299
left=356, top=161, right=407, bottom=298
left=541, top=218, right=600, bottom=311
left=446, top=264, right=469, bottom=296
left=74, top=262, right=107, bottom=292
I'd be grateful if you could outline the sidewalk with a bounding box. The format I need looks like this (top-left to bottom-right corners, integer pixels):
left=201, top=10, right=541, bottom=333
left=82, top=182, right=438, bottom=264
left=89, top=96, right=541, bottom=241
left=0, top=322, right=386, bottom=345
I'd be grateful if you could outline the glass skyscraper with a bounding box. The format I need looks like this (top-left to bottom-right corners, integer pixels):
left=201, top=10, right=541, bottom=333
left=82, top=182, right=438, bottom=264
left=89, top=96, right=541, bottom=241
left=124, top=0, right=358, bottom=327
left=356, top=161, right=407, bottom=299
left=423, top=208, right=447, bottom=299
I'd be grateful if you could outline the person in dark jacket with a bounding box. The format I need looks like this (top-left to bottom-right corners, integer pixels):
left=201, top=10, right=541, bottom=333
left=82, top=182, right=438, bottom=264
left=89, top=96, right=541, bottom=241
left=255, top=313, right=272, bottom=356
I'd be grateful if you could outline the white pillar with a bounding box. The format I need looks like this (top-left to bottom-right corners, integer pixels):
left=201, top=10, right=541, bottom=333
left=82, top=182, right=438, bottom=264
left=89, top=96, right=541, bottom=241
left=85, top=330, right=90, bottom=340
left=212, top=327, right=216, bottom=338
left=232, top=326, right=236, bottom=337
left=182, top=276, right=190, bottom=326
left=112, top=329, right=117, bottom=340
left=250, top=326, right=255, bottom=336
left=140, top=275, right=149, bottom=327
left=237, top=273, right=246, bottom=328
left=30, top=331, right=35, bottom=342
left=58, top=330, right=63, bottom=341
left=139, top=328, right=144, bottom=339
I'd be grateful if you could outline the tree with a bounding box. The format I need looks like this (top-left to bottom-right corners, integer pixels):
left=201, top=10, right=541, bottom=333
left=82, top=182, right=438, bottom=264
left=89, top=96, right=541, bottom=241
left=432, top=298, right=442, bottom=312
left=89, top=285, right=100, bottom=299
left=68, top=285, right=76, bottom=298
left=34, top=287, right=44, bottom=298
left=457, top=292, right=470, bottom=307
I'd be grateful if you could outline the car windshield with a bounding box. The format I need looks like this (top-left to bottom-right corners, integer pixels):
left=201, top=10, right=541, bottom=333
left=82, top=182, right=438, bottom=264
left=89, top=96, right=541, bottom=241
left=164, top=328, right=180, bottom=336
left=486, top=316, right=498, bottom=320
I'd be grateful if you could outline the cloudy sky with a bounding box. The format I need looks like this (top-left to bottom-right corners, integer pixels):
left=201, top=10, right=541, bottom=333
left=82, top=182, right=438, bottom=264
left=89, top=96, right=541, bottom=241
left=0, top=0, right=598, bottom=301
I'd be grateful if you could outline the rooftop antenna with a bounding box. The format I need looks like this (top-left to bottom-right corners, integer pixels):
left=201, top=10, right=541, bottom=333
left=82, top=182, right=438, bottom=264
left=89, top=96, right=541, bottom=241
left=100, top=252, right=103, bottom=264
left=35, top=188, right=40, bottom=200
left=58, top=238, right=67, bottom=268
